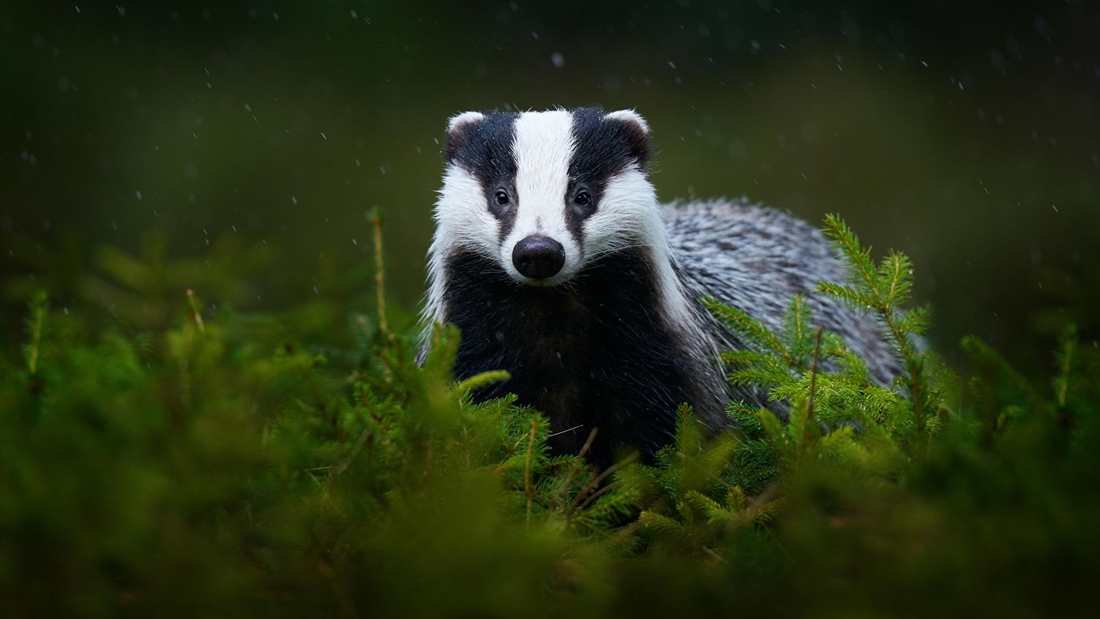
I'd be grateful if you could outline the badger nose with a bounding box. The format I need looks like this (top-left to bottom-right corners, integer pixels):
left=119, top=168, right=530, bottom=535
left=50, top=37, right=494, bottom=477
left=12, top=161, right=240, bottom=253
left=512, top=235, right=565, bottom=279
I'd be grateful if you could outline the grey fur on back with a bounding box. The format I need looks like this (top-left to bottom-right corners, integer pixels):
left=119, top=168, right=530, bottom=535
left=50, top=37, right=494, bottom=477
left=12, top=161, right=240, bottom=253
left=429, top=108, right=903, bottom=462
left=663, top=198, right=902, bottom=388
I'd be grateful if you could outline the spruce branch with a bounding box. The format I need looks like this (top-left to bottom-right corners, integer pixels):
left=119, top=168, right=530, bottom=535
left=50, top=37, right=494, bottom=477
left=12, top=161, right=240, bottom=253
left=453, top=370, right=511, bottom=396
left=806, top=325, right=826, bottom=425
left=820, top=213, right=937, bottom=439
left=565, top=452, right=639, bottom=523
left=962, top=335, right=1044, bottom=409
left=702, top=296, right=790, bottom=362
left=548, top=429, right=599, bottom=513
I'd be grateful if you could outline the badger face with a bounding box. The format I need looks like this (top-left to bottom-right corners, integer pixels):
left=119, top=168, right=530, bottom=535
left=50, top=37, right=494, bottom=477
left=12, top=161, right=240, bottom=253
left=436, top=108, right=654, bottom=287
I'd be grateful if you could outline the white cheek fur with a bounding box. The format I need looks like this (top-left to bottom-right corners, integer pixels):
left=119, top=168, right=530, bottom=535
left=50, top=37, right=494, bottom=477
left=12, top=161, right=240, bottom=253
left=583, top=167, right=705, bottom=347
left=582, top=168, right=657, bottom=260
left=432, top=166, right=498, bottom=260
left=422, top=165, right=497, bottom=326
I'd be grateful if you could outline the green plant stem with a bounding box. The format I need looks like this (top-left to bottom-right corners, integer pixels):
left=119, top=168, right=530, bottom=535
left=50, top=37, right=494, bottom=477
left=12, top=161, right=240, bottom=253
left=525, top=419, right=537, bottom=524
left=371, top=212, right=388, bottom=335
left=26, top=300, right=45, bottom=376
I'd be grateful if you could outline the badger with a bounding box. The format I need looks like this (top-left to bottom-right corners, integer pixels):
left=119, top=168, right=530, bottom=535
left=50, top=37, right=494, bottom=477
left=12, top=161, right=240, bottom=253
left=421, top=108, right=900, bottom=468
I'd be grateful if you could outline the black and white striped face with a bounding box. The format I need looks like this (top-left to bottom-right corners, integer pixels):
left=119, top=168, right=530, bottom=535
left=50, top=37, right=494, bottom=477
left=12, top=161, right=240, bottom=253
left=434, top=108, right=654, bottom=286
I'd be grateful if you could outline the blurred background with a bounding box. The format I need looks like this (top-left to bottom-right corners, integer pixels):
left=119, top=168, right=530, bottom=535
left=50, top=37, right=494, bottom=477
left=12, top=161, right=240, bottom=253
left=2, top=0, right=1097, bottom=369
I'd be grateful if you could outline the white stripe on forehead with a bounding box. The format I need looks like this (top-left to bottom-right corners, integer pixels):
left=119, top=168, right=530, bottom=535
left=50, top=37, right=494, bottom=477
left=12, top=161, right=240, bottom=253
left=511, top=110, right=574, bottom=238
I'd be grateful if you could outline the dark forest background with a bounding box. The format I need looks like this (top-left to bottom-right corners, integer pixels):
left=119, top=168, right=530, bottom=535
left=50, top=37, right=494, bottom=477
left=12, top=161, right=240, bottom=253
left=2, top=0, right=1098, bottom=364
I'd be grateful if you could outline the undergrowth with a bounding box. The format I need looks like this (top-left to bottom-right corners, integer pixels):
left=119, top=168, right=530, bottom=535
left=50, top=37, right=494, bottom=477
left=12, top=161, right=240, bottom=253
left=1, top=216, right=1097, bottom=618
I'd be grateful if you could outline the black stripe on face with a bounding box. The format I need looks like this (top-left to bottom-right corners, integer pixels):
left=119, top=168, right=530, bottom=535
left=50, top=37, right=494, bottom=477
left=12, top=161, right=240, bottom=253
left=565, top=108, right=653, bottom=243
left=445, top=112, right=520, bottom=242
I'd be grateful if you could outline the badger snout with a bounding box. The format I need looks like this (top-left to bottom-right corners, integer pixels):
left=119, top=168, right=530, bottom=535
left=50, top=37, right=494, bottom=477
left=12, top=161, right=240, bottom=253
left=512, top=235, right=565, bottom=280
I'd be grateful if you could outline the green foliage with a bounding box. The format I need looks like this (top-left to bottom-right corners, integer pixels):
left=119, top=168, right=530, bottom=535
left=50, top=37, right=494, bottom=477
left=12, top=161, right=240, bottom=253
left=0, top=216, right=1097, bottom=618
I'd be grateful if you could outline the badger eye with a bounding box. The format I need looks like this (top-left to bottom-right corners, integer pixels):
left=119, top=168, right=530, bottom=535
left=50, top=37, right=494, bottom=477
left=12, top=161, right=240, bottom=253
left=574, top=190, right=591, bottom=206
left=494, top=190, right=510, bottom=205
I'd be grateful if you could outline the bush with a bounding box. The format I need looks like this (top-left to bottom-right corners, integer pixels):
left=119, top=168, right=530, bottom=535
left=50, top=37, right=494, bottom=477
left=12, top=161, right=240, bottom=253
left=1, top=217, right=1096, bottom=618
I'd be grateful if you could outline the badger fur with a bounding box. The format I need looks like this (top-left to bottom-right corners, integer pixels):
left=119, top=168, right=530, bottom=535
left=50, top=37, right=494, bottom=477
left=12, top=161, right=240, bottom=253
left=422, top=108, right=901, bottom=468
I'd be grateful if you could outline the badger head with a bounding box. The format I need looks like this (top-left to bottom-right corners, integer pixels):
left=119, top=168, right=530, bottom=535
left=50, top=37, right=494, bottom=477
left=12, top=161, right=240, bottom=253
left=429, top=108, right=656, bottom=292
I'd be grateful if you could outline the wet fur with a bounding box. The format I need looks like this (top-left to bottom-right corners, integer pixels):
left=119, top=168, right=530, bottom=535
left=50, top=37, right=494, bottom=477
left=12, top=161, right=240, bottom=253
left=444, top=247, right=720, bottom=467
left=423, top=108, right=902, bottom=470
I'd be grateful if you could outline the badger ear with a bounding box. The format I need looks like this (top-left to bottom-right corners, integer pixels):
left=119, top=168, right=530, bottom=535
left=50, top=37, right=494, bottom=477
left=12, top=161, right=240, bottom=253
left=605, top=109, right=649, bottom=135
left=604, top=109, right=653, bottom=165
left=445, top=111, right=485, bottom=163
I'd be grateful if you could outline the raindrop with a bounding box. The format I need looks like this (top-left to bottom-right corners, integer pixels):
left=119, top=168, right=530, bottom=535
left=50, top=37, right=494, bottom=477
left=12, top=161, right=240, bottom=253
left=550, top=52, right=565, bottom=68
left=1034, top=16, right=1049, bottom=37
left=135, top=190, right=142, bottom=200
left=291, top=196, right=297, bottom=205
left=989, top=49, right=1005, bottom=72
